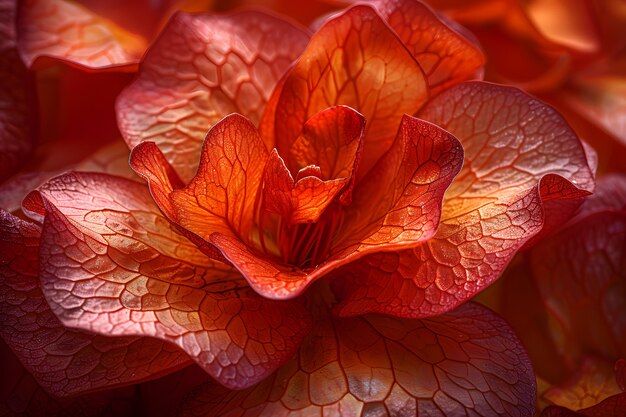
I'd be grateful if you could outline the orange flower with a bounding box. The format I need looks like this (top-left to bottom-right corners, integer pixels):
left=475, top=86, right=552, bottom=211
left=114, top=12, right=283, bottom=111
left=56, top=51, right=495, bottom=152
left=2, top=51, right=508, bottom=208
left=0, top=0, right=598, bottom=414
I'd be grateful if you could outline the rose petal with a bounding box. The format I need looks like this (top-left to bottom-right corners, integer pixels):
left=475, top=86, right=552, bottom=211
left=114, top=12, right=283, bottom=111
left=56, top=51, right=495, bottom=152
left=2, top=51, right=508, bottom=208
left=0, top=340, right=137, bottom=417
left=211, top=115, right=462, bottom=299
left=262, top=150, right=348, bottom=224
left=334, top=81, right=594, bottom=318
left=0, top=0, right=36, bottom=183
left=0, top=210, right=190, bottom=396
left=17, top=0, right=146, bottom=70
left=177, top=302, right=536, bottom=417
left=370, top=0, right=485, bottom=94
left=30, top=172, right=311, bottom=389
left=116, top=11, right=309, bottom=181
left=267, top=4, right=429, bottom=177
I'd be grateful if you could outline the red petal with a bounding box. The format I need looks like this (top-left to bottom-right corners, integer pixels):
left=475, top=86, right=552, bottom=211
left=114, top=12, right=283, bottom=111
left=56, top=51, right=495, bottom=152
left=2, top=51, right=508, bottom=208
left=267, top=4, right=428, bottom=177
left=0, top=0, right=36, bottom=183
left=541, top=394, right=626, bottom=417
left=17, top=0, right=146, bottom=70
left=177, top=302, right=536, bottom=416
left=371, top=0, right=485, bottom=94
left=32, top=172, right=311, bottom=389
left=0, top=210, right=190, bottom=396
left=528, top=175, right=626, bottom=365
left=0, top=339, right=137, bottom=417
left=334, top=81, right=595, bottom=318
left=116, top=11, right=309, bottom=181
left=616, top=359, right=626, bottom=392
left=212, top=115, right=461, bottom=299
left=263, top=149, right=348, bottom=224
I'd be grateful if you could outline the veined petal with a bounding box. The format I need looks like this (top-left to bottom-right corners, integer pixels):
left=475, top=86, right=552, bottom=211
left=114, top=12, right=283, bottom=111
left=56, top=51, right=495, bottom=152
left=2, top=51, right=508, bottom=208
left=177, top=303, right=536, bottom=417
left=17, top=0, right=146, bottom=70
left=0, top=210, right=189, bottom=396
left=29, top=172, right=311, bottom=389
left=0, top=0, right=36, bottom=183
left=371, top=0, right=485, bottom=94
left=263, top=150, right=348, bottom=224
left=211, top=115, right=461, bottom=299
left=0, top=340, right=137, bottom=417
left=266, top=4, right=429, bottom=177
left=116, top=11, right=309, bottom=181
left=335, top=81, right=595, bottom=318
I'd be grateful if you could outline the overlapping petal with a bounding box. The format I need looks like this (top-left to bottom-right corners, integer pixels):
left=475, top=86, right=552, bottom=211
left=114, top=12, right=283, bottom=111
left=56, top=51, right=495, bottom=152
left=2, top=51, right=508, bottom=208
left=266, top=4, right=429, bottom=176
left=0, top=340, right=137, bottom=417
left=0, top=0, right=36, bottom=183
left=334, top=81, right=595, bottom=318
left=0, top=210, right=190, bottom=396
left=27, top=172, right=311, bottom=389
left=177, top=302, right=535, bottom=416
left=370, top=0, right=485, bottom=94
left=116, top=10, right=310, bottom=181
left=17, top=0, right=146, bottom=70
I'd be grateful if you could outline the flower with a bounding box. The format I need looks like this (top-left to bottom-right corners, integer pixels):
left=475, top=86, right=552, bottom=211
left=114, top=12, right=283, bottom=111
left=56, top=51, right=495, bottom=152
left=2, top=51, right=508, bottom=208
left=0, top=0, right=599, bottom=415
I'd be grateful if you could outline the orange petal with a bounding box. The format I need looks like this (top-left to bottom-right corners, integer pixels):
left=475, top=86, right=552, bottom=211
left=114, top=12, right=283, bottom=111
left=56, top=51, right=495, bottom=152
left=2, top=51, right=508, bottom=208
left=170, top=114, right=267, bottom=242
left=17, top=0, right=146, bottom=70
left=288, top=105, right=365, bottom=204
left=371, top=0, right=485, bottom=94
left=0, top=340, right=137, bottom=416
left=541, top=357, right=622, bottom=411
left=0, top=0, right=36, bottom=183
left=0, top=210, right=190, bottom=396
left=267, top=4, right=428, bottom=177
left=116, top=11, right=309, bottom=181
left=262, top=150, right=348, bottom=224
left=30, top=172, right=311, bottom=389
left=541, top=394, right=626, bottom=417
left=334, top=82, right=595, bottom=318
left=177, top=302, right=536, bottom=416
left=211, top=115, right=462, bottom=299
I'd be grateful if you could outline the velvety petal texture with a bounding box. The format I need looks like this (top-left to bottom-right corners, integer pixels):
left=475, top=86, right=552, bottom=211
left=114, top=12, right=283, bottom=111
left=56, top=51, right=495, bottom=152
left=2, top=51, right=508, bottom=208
left=0, top=0, right=36, bottom=183
left=117, top=10, right=310, bottom=181
left=334, top=81, right=595, bottom=318
left=28, top=172, right=311, bottom=389
left=177, top=303, right=535, bottom=416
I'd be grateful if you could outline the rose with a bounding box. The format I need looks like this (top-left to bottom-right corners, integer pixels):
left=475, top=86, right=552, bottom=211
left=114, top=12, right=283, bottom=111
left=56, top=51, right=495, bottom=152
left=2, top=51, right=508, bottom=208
left=1, top=0, right=597, bottom=415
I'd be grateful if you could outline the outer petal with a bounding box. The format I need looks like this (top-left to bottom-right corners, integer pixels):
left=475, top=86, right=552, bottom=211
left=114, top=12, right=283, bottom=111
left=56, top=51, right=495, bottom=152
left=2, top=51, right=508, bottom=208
left=0, top=0, right=36, bottom=183
left=17, top=0, right=146, bottom=70
left=212, top=115, right=461, bottom=299
left=0, top=340, right=137, bottom=417
left=116, top=11, right=309, bottom=181
left=29, top=172, right=311, bottom=389
left=0, top=210, right=190, bottom=396
left=177, top=303, right=536, bottom=417
left=370, top=0, right=485, bottom=94
left=528, top=175, right=626, bottom=364
left=267, top=4, right=429, bottom=177
left=334, top=81, right=594, bottom=318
